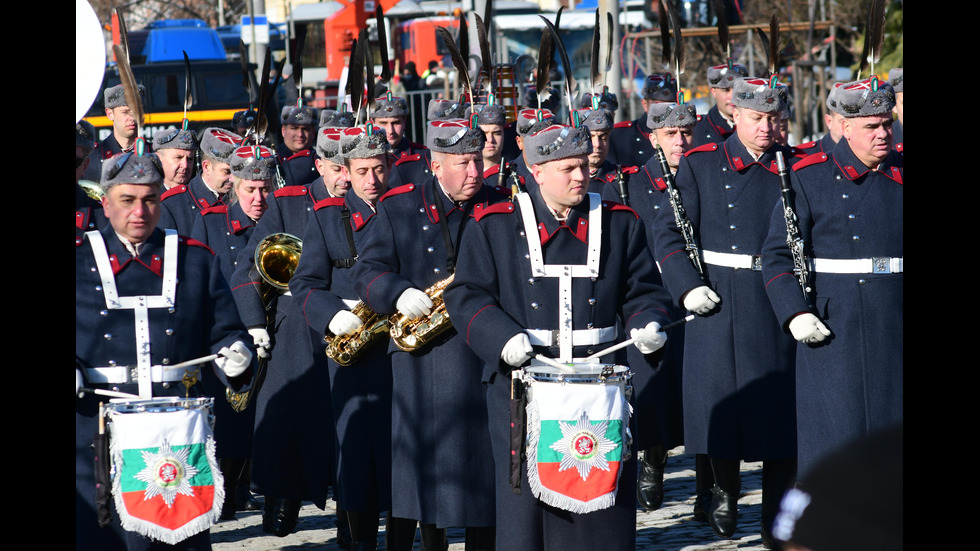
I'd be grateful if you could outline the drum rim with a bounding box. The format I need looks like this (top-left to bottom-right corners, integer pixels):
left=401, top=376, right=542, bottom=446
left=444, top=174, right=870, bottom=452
left=104, top=396, right=214, bottom=413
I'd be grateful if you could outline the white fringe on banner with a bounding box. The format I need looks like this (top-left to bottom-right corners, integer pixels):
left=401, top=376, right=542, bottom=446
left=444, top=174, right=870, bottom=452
left=110, top=433, right=224, bottom=545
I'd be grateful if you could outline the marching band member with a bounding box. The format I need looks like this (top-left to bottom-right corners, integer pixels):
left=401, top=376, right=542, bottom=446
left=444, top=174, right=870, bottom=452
left=889, top=68, right=903, bottom=149
left=228, top=127, right=349, bottom=538
left=76, top=148, right=253, bottom=550
left=152, top=126, right=197, bottom=191
left=83, top=84, right=144, bottom=182
left=190, top=145, right=275, bottom=519
left=290, top=124, right=407, bottom=551
left=350, top=118, right=506, bottom=551
left=651, top=77, right=802, bottom=547
left=606, top=73, right=676, bottom=168
left=601, top=101, right=696, bottom=514
left=277, top=103, right=320, bottom=188
left=762, top=77, right=903, bottom=479
left=692, top=62, right=748, bottom=148
left=444, top=122, right=676, bottom=551
left=77, top=120, right=107, bottom=233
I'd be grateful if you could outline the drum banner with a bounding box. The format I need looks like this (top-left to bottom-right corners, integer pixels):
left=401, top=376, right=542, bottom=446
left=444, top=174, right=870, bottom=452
left=523, top=372, right=631, bottom=514
left=108, top=407, right=224, bottom=544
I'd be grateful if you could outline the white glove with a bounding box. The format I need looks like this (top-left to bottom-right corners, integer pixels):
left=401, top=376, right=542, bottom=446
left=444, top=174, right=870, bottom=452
left=789, top=313, right=832, bottom=344
left=216, top=340, right=253, bottom=377
left=396, top=288, right=433, bottom=320
left=501, top=333, right=533, bottom=367
left=683, top=285, right=721, bottom=315
left=76, top=369, right=84, bottom=398
left=328, top=310, right=363, bottom=337
left=631, top=322, right=667, bottom=355
left=248, top=327, right=271, bottom=359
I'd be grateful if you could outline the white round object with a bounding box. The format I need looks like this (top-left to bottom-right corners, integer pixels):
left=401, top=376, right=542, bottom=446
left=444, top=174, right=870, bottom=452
left=76, top=0, right=106, bottom=123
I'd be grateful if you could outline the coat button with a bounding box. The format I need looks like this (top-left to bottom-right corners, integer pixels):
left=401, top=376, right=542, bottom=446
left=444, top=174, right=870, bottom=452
left=166, top=328, right=174, bottom=335
left=104, top=333, right=112, bottom=340
left=531, top=302, right=539, bottom=309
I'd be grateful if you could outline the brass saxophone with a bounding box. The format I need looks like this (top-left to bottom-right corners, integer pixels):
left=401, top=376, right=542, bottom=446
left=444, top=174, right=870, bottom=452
left=389, top=273, right=455, bottom=352
left=324, top=302, right=391, bottom=366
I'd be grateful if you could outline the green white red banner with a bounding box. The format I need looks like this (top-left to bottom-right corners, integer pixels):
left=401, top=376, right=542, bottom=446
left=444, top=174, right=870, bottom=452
left=525, top=375, right=630, bottom=513
left=108, top=404, right=223, bottom=544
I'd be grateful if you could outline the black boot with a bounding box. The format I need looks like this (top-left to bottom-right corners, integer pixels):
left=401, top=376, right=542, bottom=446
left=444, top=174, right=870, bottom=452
left=464, top=526, right=495, bottom=551
left=419, top=523, right=447, bottom=551
left=348, top=510, right=380, bottom=551
left=708, top=458, right=740, bottom=538
left=262, top=497, right=301, bottom=537
left=384, top=514, right=417, bottom=551
left=760, top=459, right=797, bottom=550
left=637, top=445, right=668, bottom=511
left=336, top=506, right=353, bottom=549
left=692, top=454, right=714, bottom=523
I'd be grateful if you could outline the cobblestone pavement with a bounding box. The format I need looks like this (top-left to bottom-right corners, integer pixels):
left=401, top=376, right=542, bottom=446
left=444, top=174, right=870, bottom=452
left=211, top=448, right=771, bottom=551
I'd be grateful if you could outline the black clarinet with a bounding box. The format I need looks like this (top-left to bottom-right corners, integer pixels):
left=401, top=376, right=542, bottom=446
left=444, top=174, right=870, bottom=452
left=775, top=151, right=814, bottom=308
left=655, top=144, right=705, bottom=277
left=614, top=165, right=631, bottom=207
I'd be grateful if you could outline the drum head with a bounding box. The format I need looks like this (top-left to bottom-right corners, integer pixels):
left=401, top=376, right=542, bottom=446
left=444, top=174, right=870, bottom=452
left=76, top=0, right=107, bottom=123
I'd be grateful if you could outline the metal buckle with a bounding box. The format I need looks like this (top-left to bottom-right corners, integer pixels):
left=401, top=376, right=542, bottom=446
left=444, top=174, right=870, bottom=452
left=872, top=257, right=891, bottom=274
left=751, top=255, right=763, bottom=271
left=599, top=365, right=615, bottom=381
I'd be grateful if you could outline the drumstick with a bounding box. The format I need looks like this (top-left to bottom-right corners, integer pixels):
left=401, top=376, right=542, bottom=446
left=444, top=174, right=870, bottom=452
left=582, top=314, right=695, bottom=361
left=80, top=387, right=141, bottom=399
left=163, top=353, right=221, bottom=371
left=533, top=354, right=575, bottom=373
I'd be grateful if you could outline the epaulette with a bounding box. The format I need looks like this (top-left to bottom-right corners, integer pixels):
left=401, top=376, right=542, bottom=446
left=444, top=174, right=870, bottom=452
left=285, top=149, right=312, bottom=161
left=787, top=146, right=812, bottom=159
left=795, top=139, right=819, bottom=150
left=492, top=185, right=512, bottom=197
left=604, top=172, right=617, bottom=183
left=684, top=143, right=719, bottom=157
left=378, top=183, right=415, bottom=203
left=161, top=185, right=188, bottom=200
left=621, top=165, right=640, bottom=175
left=601, top=200, right=640, bottom=219
left=200, top=204, right=228, bottom=216
left=474, top=201, right=515, bottom=222
left=613, top=121, right=633, bottom=129
left=895, top=143, right=903, bottom=154
left=792, top=152, right=830, bottom=172
left=313, top=197, right=346, bottom=211
left=696, top=114, right=704, bottom=122
left=180, top=236, right=215, bottom=255
left=395, top=153, right=422, bottom=166
left=484, top=164, right=501, bottom=178
left=274, top=185, right=309, bottom=198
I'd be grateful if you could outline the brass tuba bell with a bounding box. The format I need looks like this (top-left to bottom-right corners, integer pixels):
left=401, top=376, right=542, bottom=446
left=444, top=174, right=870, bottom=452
left=254, top=232, right=303, bottom=305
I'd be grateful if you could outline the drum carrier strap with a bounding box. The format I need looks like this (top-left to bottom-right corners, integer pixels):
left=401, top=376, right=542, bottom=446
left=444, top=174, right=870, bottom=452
left=515, top=192, right=602, bottom=361
left=87, top=229, right=179, bottom=399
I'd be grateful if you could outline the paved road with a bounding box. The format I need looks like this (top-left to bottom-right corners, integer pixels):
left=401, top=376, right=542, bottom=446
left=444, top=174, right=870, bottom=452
left=211, top=447, right=771, bottom=551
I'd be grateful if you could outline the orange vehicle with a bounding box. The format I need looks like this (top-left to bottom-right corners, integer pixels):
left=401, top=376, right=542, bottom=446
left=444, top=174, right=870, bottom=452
left=392, top=16, right=457, bottom=76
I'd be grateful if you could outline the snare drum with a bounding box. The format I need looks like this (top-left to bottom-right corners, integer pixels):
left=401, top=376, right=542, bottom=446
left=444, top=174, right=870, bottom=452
left=104, top=397, right=223, bottom=545
left=519, top=361, right=632, bottom=514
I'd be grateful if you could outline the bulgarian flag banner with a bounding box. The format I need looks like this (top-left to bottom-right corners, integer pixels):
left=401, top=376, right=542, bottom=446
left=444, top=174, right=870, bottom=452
left=107, top=401, right=224, bottom=545
left=524, top=374, right=631, bottom=514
